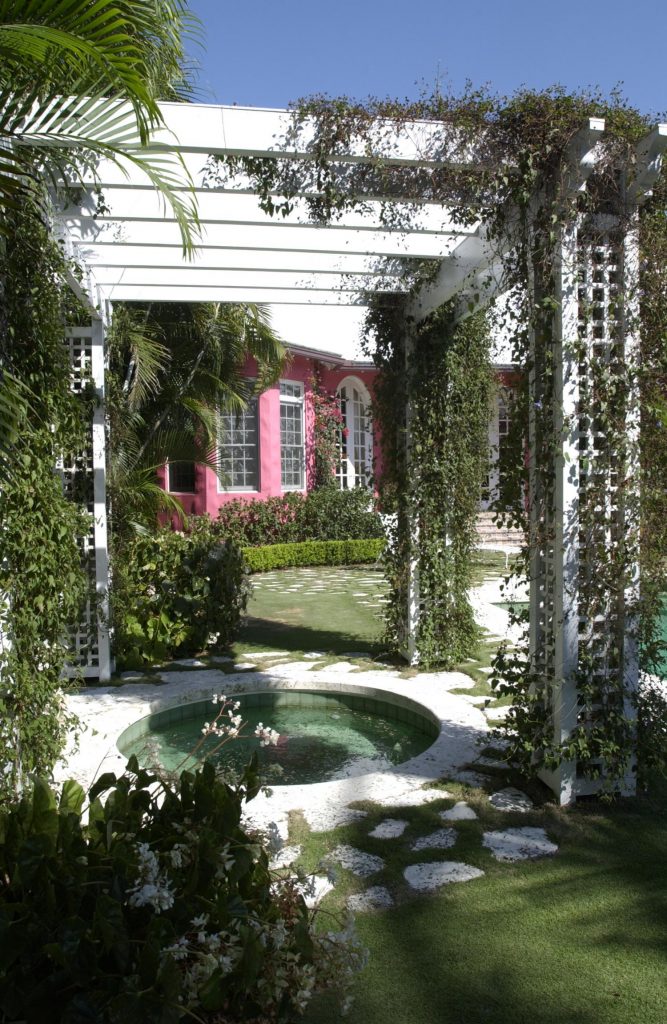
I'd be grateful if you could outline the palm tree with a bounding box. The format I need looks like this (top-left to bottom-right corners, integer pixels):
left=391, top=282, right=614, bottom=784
left=0, top=0, right=202, bottom=481
left=107, top=302, right=287, bottom=537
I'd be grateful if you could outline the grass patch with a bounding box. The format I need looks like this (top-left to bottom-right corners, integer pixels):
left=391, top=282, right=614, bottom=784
left=298, top=780, right=667, bottom=1024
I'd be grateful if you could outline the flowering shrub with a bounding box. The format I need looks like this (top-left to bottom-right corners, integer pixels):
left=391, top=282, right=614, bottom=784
left=206, top=488, right=383, bottom=548
left=112, top=530, right=250, bottom=669
left=0, top=743, right=367, bottom=1022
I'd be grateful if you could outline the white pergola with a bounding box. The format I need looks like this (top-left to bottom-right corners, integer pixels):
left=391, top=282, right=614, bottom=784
left=57, top=101, right=666, bottom=804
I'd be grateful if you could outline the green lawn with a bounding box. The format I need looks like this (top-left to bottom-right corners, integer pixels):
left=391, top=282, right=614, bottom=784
left=298, top=778, right=667, bottom=1024
left=229, top=558, right=667, bottom=1024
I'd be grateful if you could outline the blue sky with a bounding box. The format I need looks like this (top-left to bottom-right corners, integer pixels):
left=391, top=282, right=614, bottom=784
left=188, top=0, right=665, bottom=118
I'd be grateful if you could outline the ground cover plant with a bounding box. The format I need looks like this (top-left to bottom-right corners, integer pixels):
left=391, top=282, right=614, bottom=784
left=0, top=751, right=367, bottom=1024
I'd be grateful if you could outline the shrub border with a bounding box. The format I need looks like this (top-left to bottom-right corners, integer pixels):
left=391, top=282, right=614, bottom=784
left=242, top=538, right=385, bottom=573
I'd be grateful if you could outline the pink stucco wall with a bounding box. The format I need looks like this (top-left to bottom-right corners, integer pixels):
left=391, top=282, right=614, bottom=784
left=161, top=352, right=381, bottom=520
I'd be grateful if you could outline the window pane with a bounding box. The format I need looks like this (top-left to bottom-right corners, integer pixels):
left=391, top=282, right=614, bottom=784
left=168, top=461, right=196, bottom=493
left=280, top=383, right=304, bottom=489
left=218, top=398, right=259, bottom=489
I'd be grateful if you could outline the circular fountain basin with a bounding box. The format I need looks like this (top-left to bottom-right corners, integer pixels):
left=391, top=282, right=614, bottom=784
left=117, top=689, right=439, bottom=786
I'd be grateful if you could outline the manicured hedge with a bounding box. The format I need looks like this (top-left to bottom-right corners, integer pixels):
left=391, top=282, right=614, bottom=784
left=242, top=538, right=385, bottom=572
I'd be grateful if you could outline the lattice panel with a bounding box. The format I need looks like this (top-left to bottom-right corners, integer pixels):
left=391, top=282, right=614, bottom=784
left=61, top=325, right=111, bottom=678
left=576, top=220, right=625, bottom=688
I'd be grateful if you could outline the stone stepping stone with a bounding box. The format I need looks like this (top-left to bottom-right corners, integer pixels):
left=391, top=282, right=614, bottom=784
left=347, top=886, right=394, bottom=912
left=404, top=861, right=484, bottom=891
left=232, top=662, right=257, bottom=671
left=303, top=805, right=368, bottom=833
left=369, top=818, right=409, bottom=839
left=171, top=658, right=206, bottom=668
left=475, top=756, right=507, bottom=770
left=119, top=671, right=145, bottom=681
left=303, top=651, right=325, bottom=659
left=484, top=704, right=512, bottom=720
left=482, top=827, right=558, bottom=862
left=330, top=844, right=385, bottom=878
left=440, top=801, right=478, bottom=822
left=489, top=787, right=534, bottom=813
left=341, top=651, right=370, bottom=659
left=269, top=844, right=302, bottom=870
left=378, top=788, right=451, bottom=809
left=411, top=828, right=457, bottom=852
left=324, top=661, right=356, bottom=673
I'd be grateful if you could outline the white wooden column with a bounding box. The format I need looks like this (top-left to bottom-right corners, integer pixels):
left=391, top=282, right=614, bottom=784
left=532, top=218, right=581, bottom=803
left=62, top=322, right=112, bottom=681
left=402, top=325, right=421, bottom=665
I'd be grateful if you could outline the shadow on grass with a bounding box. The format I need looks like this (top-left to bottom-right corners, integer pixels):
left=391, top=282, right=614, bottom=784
left=238, top=615, right=388, bottom=659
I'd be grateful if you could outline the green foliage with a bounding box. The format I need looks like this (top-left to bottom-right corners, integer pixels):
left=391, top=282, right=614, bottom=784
left=0, top=0, right=200, bottom=248
left=368, top=300, right=493, bottom=667
left=112, top=530, right=250, bottom=670
left=0, top=202, right=90, bottom=802
left=242, top=538, right=385, bottom=573
left=209, top=488, right=384, bottom=547
left=0, top=762, right=366, bottom=1023
left=232, top=86, right=667, bottom=788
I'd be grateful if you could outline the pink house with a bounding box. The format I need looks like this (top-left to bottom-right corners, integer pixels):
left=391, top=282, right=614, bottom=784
left=158, top=343, right=380, bottom=517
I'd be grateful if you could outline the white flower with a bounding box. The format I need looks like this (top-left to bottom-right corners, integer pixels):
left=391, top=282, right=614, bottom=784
left=191, top=913, right=209, bottom=930
left=254, top=722, right=280, bottom=747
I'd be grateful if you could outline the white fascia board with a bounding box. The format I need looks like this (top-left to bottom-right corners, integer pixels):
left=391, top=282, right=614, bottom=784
left=64, top=217, right=467, bottom=259
left=63, top=187, right=461, bottom=234
left=145, top=102, right=477, bottom=168
left=93, top=267, right=407, bottom=292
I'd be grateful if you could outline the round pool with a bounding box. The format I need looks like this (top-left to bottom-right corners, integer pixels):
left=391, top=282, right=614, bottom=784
left=117, top=689, right=439, bottom=786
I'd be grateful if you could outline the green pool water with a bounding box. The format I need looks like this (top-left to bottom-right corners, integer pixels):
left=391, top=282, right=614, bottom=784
left=118, top=691, right=439, bottom=785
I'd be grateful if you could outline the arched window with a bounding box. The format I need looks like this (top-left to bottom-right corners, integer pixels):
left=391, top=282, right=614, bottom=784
left=336, top=376, right=373, bottom=490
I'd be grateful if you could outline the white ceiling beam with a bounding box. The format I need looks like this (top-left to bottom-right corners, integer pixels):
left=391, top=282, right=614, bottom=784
left=61, top=188, right=460, bottom=234
left=61, top=216, right=470, bottom=258
left=91, top=267, right=407, bottom=292
left=628, top=123, right=667, bottom=203
left=72, top=243, right=407, bottom=275
left=100, top=284, right=372, bottom=305
left=405, top=227, right=498, bottom=322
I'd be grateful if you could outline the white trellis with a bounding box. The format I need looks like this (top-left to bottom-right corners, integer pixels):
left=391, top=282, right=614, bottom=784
left=57, top=102, right=666, bottom=801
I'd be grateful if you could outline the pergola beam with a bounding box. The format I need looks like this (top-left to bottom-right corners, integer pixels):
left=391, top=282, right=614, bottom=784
left=628, top=123, right=667, bottom=202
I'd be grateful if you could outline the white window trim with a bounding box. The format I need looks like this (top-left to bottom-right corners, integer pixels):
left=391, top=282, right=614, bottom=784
left=279, top=378, right=306, bottom=492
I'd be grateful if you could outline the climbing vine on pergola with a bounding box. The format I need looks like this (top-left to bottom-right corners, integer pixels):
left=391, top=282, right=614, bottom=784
left=219, top=88, right=667, bottom=802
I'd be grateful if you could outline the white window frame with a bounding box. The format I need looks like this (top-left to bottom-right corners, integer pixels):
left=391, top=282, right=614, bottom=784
left=336, top=376, right=373, bottom=490
left=166, top=460, right=197, bottom=494
left=279, top=379, right=305, bottom=491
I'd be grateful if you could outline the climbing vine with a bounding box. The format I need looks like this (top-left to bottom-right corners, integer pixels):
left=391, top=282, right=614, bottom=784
left=219, top=86, right=667, bottom=788
left=0, top=201, right=91, bottom=802
left=308, top=364, right=346, bottom=489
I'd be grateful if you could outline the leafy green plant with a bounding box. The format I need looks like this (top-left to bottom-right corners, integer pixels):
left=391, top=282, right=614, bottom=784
left=0, top=754, right=366, bottom=1023
left=112, top=530, right=250, bottom=669
left=242, top=538, right=385, bottom=573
